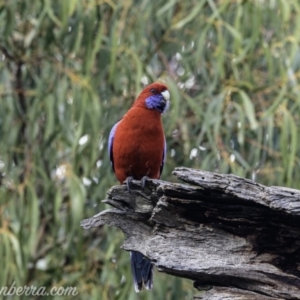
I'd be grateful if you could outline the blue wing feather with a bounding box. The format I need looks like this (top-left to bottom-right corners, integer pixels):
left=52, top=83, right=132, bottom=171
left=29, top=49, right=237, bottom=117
left=108, top=121, right=121, bottom=172
left=159, top=136, right=167, bottom=177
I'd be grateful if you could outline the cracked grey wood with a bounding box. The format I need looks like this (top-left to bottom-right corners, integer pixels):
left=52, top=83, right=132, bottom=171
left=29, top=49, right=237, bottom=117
left=81, top=167, right=300, bottom=299
left=193, top=287, right=285, bottom=300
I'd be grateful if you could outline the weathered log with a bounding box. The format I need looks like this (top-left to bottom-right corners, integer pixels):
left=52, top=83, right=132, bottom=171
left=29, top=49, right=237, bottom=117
left=81, top=167, right=300, bottom=299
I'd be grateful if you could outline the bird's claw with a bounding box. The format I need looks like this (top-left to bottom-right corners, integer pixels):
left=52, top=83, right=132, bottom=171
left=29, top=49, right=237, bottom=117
left=125, top=176, right=134, bottom=193
left=141, top=176, right=149, bottom=189
left=124, top=176, right=149, bottom=192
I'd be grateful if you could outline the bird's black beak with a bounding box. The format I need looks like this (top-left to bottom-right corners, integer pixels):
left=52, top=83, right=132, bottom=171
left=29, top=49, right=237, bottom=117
left=158, top=98, right=167, bottom=111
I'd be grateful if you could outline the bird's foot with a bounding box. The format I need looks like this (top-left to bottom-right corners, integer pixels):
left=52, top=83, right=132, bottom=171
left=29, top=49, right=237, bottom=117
left=141, top=176, right=149, bottom=189
left=125, top=176, right=134, bottom=193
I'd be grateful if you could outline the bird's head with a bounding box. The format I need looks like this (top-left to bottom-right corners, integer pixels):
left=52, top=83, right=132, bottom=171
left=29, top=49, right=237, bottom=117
left=133, top=82, right=170, bottom=113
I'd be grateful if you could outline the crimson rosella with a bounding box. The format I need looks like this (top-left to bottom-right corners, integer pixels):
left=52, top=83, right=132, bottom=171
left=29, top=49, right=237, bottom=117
left=108, top=82, right=170, bottom=292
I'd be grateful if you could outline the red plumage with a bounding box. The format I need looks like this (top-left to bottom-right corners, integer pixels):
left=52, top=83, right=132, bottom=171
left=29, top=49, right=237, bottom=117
left=112, top=82, right=168, bottom=183
left=108, top=82, right=169, bottom=292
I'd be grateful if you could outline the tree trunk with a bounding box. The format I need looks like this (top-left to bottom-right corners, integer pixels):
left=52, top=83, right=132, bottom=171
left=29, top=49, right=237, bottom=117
left=81, top=167, right=300, bottom=299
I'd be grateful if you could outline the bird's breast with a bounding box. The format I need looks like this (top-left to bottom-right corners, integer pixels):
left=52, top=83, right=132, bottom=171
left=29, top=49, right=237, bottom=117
left=113, top=108, right=164, bottom=182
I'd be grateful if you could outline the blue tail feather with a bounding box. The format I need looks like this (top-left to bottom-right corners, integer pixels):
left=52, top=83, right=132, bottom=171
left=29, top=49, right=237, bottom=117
left=130, top=251, right=153, bottom=292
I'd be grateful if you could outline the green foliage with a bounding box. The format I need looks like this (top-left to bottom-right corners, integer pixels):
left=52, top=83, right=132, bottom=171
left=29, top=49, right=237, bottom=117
left=0, top=0, right=300, bottom=299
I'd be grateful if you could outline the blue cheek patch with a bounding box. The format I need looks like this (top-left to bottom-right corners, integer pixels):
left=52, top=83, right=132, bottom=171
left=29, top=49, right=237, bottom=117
left=145, top=95, right=168, bottom=113
left=145, top=95, right=162, bottom=109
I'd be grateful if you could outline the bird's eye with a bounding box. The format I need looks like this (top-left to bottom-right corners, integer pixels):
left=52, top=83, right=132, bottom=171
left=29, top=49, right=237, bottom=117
left=150, top=88, right=157, bottom=94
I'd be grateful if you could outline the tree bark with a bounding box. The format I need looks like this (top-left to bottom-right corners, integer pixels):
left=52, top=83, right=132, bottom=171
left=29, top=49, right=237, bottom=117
left=81, top=167, right=300, bottom=299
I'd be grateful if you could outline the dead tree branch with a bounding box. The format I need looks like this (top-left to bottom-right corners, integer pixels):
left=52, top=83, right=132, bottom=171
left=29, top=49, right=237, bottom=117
left=81, top=167, right=300, bottom=299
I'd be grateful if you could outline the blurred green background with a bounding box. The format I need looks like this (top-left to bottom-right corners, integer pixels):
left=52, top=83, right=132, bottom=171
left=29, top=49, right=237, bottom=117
left=1, top=0, right=300, bottom=299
